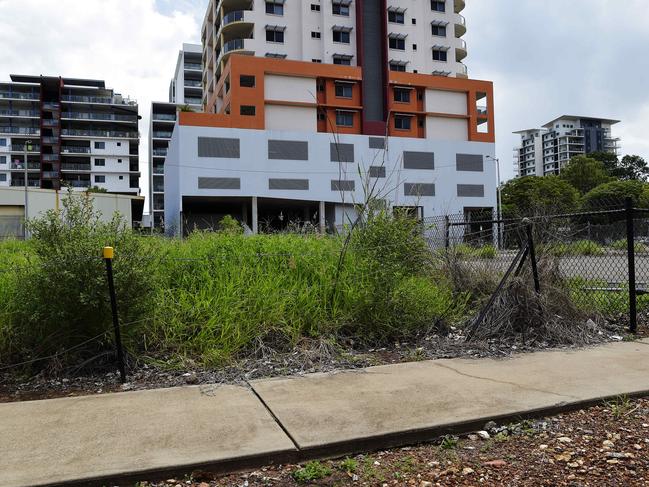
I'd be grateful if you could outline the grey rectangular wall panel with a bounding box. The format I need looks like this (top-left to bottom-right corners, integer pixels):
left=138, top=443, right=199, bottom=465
left=457, top=184, right=485, bottom=197
left=369, top=137, right=386, bottom=149
left=369, top=166, right=386, bottom=178
left=361, top=0, right=385, bottom=122
left=198, top=137, right=240, bottom=158
left=404, top=183, right=435, bottom=196
left=198, top=177, right=241, bottom=190
left=330, top=143, right=355, bottom=162
left=403, top=151, right=435, bottom=170
left=268, top=140, right=309, bottom=160
left=456, top=154, right=484, bottom=172
left=331, top=180, right=356, bottom=191
left=269, top=179, right=310, bottom=190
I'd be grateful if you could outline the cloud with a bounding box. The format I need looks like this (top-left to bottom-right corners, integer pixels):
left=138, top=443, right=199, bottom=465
left=0, top=0, right=206, bottom=210
left=464, top=0, right=649, bottom=180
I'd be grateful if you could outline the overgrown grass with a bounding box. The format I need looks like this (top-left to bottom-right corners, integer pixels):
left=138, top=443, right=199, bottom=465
left=544, top=240, right=605, bottom=257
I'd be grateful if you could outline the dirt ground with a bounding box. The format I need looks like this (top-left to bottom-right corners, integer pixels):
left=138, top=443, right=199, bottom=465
left=138, top=396, right=649, bottom=487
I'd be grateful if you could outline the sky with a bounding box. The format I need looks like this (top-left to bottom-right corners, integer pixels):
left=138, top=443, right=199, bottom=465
left=0, top=0, right=647, bottom=207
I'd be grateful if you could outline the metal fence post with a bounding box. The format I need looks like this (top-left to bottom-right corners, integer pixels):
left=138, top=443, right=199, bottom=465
left=103, top=246, right=127, bottom=383
left=526, top=221, right=541, bottom=293
left=444, top=215, right=450, bottom=250
left=625, top=197, right=638, bottom=334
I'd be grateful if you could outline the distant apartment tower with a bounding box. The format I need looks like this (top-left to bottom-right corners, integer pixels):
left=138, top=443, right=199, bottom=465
left=201, top=0, right=468, bottom=110
left=0, top=75, right=140, bottom=193
left=514, top=116, right=621, bottom=177
left=150, top=44, right=204, bottom=228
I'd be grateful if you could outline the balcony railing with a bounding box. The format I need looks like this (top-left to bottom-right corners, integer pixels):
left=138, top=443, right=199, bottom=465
left=223, top=10, right=246, bottom=26
left=63, top=180, right=91, bottom=188
left=61, top=112, right=138, bottom=122
left=0, top=110, right=39, bottom=117
left=61, top=163, right=91, bottom=171
left=184, top=97, right=203, bottom=105
left=457, top=63, right=468, bottom=77
left=184, top=63, right=202, bottom=70
left=10, top=162, right=40, bottom=170
left=11, top=145, right=40, bottom=152
left=42, top=119, right=60, bottom=127
left=224, top=38, right=246, bottom=54
left=152, top=149, right=168, bottom=156
left=62, top=95, right=114, bottom=104
left=42, top=154, right=59, bottom=161
left=41, top=136, right=59, bottom=144
left=0, top=92, right=39, bottom=100
left=153, top=114, right=176, bottom=121
left=42, top=102, right=60, bottom=110
left=0, top=127, right=40, bottom=135
left=61, top=146, right=91, bottom=154
left=11, top=180, right=41, bottom=187
left=153, top=166, right=164, bottom=175
left=41, top=171, right=60, bottom=178
left=153, top=184, right=165, bottom=192
left=152, top=131, right=173, bottom=139
left=184, top=80, right=202, bottom=88
left=62, top=129, right=139, bottom=138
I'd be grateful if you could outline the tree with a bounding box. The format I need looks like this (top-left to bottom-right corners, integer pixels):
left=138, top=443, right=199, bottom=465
left=590, top=151, right=619, bottom=176
left=581, top=180, right=649, bottom=212
left=560, top=156, right=613, bottom=194
left=501, top=176, right=581, bottom=217
left=618, top=155, right=649, bottom=181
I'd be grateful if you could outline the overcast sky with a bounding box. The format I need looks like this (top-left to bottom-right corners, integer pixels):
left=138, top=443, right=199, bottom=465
left=0, top=0, right=647, bottom=204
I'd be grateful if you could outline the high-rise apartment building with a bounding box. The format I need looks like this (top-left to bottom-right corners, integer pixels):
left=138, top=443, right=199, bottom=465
left=202, top=0, right=468, bottom=109
left=514, top=116, right=621, bottom=177
left=149, top=44, right=203, bottom=228
left=0, top=75, right=140, bottom=194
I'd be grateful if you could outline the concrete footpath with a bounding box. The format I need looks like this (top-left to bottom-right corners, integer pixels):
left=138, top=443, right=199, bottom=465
left=3, top=340, right=649, bottom=487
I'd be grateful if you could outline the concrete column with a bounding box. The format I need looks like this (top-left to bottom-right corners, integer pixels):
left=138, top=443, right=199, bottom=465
left=319, top=201, right=326, bottom=234
left=252, top=196, right=258, bottom=234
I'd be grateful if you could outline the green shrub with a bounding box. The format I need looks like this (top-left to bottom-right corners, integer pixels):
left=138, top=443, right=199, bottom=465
left=611, top=239, right=647, bottom=253
left=1, top=191, right=155, bottom=366
left=218, top=215, right=243, bottom=235
left=544, top=240, right=604, bottom=257
left=476, top=245, right=497, bottom=259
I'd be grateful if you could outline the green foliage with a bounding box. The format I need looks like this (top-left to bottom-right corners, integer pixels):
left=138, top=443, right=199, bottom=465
left=1, top=191, right=154, bottom=366
left=339, top=458, right=358, bottom=473
left=292, top=461, right=332, bottom=483
left=618, top=155, right=649, bottom=181
left=610, top=239, right=647, bottom=253
left=560, top=156, right=613, bottom=194
left=501, top=176, right=581, bottom=217
left=217, top=215, right=243, bottom=235
left=581, top=180, right=649, bottom=212
left=590, top=151, right=620, bottom=176
left=606, top=395, right=632, bottom=419
left=544, top=241, right=604, bottom=257
left=440, top=435, right=458, bottom=450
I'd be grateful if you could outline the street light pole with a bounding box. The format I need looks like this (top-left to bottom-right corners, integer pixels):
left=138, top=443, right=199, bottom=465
left=487, top=155, right=503, bottom=249
left=23, top=139, right=32, bottom=240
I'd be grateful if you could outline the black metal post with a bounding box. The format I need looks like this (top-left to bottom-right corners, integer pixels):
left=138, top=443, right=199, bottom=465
left=626, top=197, right=638, bottom=334
left=104, top=247, right=126, bottom=383
left=444, top=215, right=450, bottom=249
left=526, top=221, right=541, bottom=293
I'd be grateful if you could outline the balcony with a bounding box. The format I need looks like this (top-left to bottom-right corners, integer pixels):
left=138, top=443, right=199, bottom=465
left=456, top=63, right=468, bottom=78
left=61, top=163, right=91, bottom=172
left=11, top=145, right=40, bottom=153
left=42, top=171, right=60, bottom=178
left=11, top=179, right=41, bottom=187
left=10, top=162, right=40, bottom=170
left=153, top=183, right=165, bottom=193
left=61, top=129, right=139, bottom=139
left=42, top=154, right=59, bottom=162
left=61, top=112, right=138, bottom=122
left=41, top=137, right=59, bottom=145
left=152, top=131, right=173, bottom=139
left=455, top=0, right=465, bottom=13
left=62, top=95, right=113, bottom=104
left=184, top=62, right=202, bottom=71
left=152, top=149, right=168, bottom=156
left=456, top=39, right=467, bottom=61
left=61, top=146, right=91, bottom=154
left=455, top=14, right=466, bottom=37
left=0, top=126, right=40, bottom=135
left=0, top=92, right=39, bottom=101
left=42, top=119, right=60, bottom=128
left=153, top=165, right=164, bottom=175
left=184, top=97, right=203, bottom=105
left=64, top=180, right=91, bottom=188
left=220, top=38, right=253, bottom=64
left=0, top=109, right=39, bottom=118
left=153, top=113, right=176, bottom=121
left=42, top=102, right=60, bottom=111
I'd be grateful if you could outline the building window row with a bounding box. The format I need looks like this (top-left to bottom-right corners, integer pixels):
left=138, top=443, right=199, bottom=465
left=264, top=1, right=352, bottom=17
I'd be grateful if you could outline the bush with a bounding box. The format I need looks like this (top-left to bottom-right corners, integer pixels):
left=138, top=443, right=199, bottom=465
left=1, top=191, right=154, bottom=367
left=610, top=239, right=647, bottom=253
left=544, top=240, right=604, bottom=257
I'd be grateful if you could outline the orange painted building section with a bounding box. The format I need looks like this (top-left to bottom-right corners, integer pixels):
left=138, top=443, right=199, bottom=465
left=187, top=55, right=495, bottom=143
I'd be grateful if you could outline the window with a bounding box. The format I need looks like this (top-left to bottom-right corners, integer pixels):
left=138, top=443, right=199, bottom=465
left=333, top=55, right=352, bottom=65
left=0, top=139, right=6, bottom=147
left=412, top=44, right=417, bottom=50
left=311, top=31, right=321, bottom=39
left=119, top=175, right=124, bottom=180
left=335, top=82, right=353, bottom=98
left=412, top=18, right=417, bottom=25
left=265, top=1, right=284, bottom=15
left=333, top=29, right=351, bottom=43
left=240, top=75, right=256, bottom=87
left=311, top=4, right=320, bottom=11
left=240, top=105, right=256, bottom=116
left=266, top=27, right=285, bottom=43
left=431, top=24, right=446, bottom=36
left=118, top=159, right=122, bottom=163
left=389, top=35, right=406, bottom=50
left=332, top=2, right=350, bottom=16
left=431, top=0, right=446, bottom=12
left=389, top=62, right=407, bottom=72
left=94, top=141, right=105, bottom=149
left=0, top=174, right=5, bottom=182
left=312, top=59, right=322, bottom=63
left=395, top=115, right=412, bottom=130
left=336, top=111, right=354, bottom=127
left=94, top=158, right=105, bottom=166
left=116, top=142, right=121, bottom=147
left=94, top=175, right=105, bottom=183
left=388, top=10, right=405, bottom=24
left=0, top=156, right=6, bottom=164
left=432, top=48, right=448, bottom=61
left=394, top=88, right=411, bottom=103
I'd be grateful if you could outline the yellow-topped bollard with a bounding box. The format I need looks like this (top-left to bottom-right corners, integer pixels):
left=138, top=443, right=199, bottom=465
left=103, top=246, right=114, bottom=260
